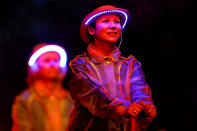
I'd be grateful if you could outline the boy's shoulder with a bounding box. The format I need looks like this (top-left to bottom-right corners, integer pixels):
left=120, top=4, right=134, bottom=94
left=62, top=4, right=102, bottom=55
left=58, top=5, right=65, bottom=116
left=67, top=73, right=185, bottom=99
left=13, top=88, right=35, bottom=105
left=70, top=52, right=90, bottom=65
left=119, top=55, right=138, bottom=64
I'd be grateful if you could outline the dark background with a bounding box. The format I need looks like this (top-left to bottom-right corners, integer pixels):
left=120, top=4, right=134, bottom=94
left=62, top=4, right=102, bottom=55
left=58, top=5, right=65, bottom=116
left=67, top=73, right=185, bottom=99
left=0, top=0, right=195, bottom=130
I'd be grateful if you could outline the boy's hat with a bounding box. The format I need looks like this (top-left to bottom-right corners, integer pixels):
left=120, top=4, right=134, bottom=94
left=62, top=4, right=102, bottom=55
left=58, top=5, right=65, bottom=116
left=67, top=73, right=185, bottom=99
left=80, top=5, right=129, bottom=44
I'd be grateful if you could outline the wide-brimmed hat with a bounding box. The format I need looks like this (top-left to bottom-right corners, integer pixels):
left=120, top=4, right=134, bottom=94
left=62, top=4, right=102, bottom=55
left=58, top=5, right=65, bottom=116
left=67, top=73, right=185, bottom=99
left=28, top=44, right=67, bottom=69
left=80, top=5, right=129, bottom=44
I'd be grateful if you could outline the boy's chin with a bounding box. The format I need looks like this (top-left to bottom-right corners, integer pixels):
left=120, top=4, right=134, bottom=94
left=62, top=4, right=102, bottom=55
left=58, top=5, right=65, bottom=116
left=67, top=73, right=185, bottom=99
left=104, top=39, right=118, bottom=44
left=41, top=74, right=60, bottom=80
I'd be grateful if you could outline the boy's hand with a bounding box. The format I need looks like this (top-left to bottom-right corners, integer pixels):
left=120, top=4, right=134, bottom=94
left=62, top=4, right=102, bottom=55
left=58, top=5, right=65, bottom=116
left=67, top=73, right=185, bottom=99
left=127, top=102, right=145, bottom=118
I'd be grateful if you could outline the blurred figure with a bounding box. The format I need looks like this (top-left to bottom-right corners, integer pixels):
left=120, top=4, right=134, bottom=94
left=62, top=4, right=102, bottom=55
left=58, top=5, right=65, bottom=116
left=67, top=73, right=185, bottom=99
left=12, top=44, right=74, bottom=131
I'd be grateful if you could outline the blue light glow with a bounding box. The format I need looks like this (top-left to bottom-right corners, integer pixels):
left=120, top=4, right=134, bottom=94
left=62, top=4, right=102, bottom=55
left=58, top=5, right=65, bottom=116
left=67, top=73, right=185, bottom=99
left=28, top=45, right=67, bottom=68
left=85, top=10, right=128, bottom=28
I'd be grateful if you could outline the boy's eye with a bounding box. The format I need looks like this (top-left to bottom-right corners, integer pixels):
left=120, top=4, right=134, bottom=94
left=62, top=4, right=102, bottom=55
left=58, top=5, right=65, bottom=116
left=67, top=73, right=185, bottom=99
left=44, top=58, right=50, bottom=62
left=115, top=20, right=120, bottom=24
left=102, top=19, right=108, bottom=23
left=54, top=59, right=58, bottom=62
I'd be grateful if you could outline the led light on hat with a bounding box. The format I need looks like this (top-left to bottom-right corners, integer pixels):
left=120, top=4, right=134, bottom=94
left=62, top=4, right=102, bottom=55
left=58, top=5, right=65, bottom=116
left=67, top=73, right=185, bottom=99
left=85, top=10, right=128, bottom=28
left=28, top=45, right=67, bottom=68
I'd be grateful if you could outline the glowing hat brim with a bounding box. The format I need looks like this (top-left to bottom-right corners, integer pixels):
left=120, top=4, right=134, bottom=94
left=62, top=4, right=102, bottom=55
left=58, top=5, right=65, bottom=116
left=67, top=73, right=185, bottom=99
left=85, top=10, right=128, bottom=29
left=28, top=45, right=67, bottom=68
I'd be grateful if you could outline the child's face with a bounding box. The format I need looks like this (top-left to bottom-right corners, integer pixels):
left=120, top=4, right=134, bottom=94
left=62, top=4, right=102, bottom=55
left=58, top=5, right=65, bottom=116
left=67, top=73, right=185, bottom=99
left=93, top=14, right=122, bottom=44
left=37, top=51, right=61, bottom=79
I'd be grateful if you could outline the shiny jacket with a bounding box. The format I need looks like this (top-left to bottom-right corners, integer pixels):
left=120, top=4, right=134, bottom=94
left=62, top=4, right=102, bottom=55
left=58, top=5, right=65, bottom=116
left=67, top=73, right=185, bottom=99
left=12, top=87, right=74, bottom=131
left=68, top=46, right=153, bottom=131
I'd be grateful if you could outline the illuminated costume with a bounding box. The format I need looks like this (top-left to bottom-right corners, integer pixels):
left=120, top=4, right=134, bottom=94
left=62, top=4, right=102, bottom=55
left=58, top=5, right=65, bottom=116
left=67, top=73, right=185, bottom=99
left=68, top=44, right=153, bottom=131
left=12, top=86, right=74, bottom=131
left=12, top=44, right=74, bottom=131
left=68, top=5, right=156, bottom=131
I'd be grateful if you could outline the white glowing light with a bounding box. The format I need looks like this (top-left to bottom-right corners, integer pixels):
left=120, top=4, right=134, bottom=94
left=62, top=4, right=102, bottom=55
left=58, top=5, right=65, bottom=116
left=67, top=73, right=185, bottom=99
left=28, top=45, right=67, bottom=68
left=85, top=10, right=128, bottom=28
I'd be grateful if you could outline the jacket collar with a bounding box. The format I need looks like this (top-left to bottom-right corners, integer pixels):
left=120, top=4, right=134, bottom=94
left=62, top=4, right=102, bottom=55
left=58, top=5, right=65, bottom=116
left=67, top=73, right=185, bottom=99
left=31, top=82, right=66, bottom=99
left=87, top=44, right=121, bottom=64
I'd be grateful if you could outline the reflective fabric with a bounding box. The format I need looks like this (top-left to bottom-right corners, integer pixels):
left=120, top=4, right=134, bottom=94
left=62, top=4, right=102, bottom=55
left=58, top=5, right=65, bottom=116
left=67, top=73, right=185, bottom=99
left=68, top=45, right=153, bottom=131
left=12, top=87, right=74, bottom=131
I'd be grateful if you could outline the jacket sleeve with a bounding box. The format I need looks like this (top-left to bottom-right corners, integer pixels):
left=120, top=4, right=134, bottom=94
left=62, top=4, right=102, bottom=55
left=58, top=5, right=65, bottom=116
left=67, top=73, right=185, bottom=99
left=129, top=56, right=154, bottom=130
left=11, top=96, right=32, bottom=131
left=129, top=57, right=153, bottom=104
left=68, top=58, right=130, bottom=120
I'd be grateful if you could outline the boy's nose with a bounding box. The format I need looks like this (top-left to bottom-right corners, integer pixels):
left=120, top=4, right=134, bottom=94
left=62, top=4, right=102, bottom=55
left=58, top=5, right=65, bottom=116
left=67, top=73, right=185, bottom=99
left=109, top=22, right=116, bottom=28
left=50, top=61, right=58, bottom=67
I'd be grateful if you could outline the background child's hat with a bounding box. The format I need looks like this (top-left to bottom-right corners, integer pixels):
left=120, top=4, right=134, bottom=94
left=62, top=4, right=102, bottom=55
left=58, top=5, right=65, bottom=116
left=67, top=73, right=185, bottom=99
left=80, top=5, right=129, bottom=44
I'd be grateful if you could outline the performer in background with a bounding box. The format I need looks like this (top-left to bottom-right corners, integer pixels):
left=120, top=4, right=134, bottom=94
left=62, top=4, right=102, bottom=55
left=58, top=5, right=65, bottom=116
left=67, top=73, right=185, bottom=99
left=68, top=5, right=157, bottom=131
left=12, top=44, right=74, bottom=131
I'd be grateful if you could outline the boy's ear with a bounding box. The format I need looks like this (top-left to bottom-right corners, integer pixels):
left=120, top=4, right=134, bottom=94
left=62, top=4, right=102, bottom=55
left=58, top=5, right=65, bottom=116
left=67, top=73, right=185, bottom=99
left=87, top=26, right=95, bottom=35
